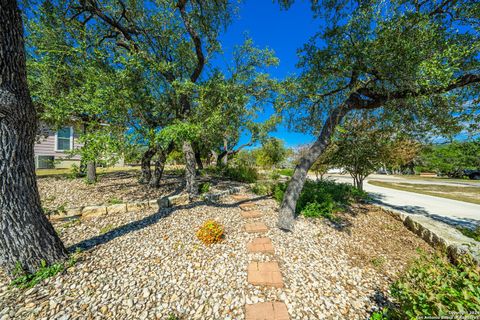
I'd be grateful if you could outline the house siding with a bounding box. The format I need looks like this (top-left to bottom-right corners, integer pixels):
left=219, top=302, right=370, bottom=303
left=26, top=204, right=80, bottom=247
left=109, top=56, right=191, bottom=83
left=34, top=127, right=82, bottom=161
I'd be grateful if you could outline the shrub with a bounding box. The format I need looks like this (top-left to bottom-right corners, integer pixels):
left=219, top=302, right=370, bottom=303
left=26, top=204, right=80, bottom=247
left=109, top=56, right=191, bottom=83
left=269, top=171, right=281, bottom=181
left=273, top=182, right=287, bottom=203
left=198, top=182, right=211, bottom=194
left=11, top=251, right=80, bottom=289
left=107, top=197, right=122, bottom=205
left=67, top=164, right=84, bottom=180
left=224, top=165, right=258, bottom=183
left=276, top=168, right=294, bottom=177
left=456, top=226, right=480, bottom=242
left=386, top=252, right=480, bottom=318
left=300, top=201, right=337, bottom=222
left=273, top=180, right=368, bottom=221
left=252, top=182, right=273, bottom=195
left=43, top=203, right=67, bottom=217
left=196, top=220, right=224, bottom=245
left=369, top=309, right=390, bottom=320
left=199, top=166, right=222, bottom=177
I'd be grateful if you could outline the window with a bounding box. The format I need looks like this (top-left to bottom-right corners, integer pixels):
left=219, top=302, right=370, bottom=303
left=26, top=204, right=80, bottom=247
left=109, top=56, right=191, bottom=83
left=56, top=127, right=72, bottom=151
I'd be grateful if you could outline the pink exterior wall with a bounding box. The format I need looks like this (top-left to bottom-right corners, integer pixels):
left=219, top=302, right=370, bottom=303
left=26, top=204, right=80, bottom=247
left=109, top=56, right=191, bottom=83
left=34, top=126, right=82, bottom=160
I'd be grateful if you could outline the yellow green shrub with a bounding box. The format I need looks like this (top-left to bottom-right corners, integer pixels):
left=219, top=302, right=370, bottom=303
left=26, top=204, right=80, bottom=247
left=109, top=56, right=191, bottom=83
left=196, top=220, right=224, bottom=245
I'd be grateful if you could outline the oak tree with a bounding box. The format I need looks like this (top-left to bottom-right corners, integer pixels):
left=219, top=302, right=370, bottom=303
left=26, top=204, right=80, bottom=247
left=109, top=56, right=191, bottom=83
left=276, top=0, right=480, bottom=230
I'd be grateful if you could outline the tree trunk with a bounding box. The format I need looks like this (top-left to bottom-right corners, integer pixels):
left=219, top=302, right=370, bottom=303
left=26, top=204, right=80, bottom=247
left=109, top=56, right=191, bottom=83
left=150, top=155, right=166, bottom=189
left=0, top=0, right=68, bottom=275
left=194, top=147, right=203, bottom=170
left=205, top=151, right=211, bottom=166
left=277, top=107, right=349, bottom=231
left=216, top=151, right=227, bottom=167
left=79, top=122, right=88, bottom=176
left=222, top=138, right=229, bottom=166
left=139, top=146, right=156, bottom=184
left=210, top=150, right=218, bottom=166
left=353, top=175, right=359, bottom=189
left=358, top=178, right=364, bottom=191
left=183, top=140, right=198, bottom=199
left=86, top=161, right=96, bottom=183
left=150, top=144, right=174, bottom=189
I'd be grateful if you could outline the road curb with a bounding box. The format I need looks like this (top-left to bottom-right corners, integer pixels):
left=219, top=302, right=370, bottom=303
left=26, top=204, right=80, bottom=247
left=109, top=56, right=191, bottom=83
left=380, top=206, right=480, bottom=265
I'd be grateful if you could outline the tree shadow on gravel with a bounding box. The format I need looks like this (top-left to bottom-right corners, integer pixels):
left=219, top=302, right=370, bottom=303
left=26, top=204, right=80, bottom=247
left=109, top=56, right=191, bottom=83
left=68, top=194, right=269, bottom=253
left=68, top=208, right=175, bottom=252
left=368, top=289, right=396, bottom=316
left=207, top=195, right=270, bottom=209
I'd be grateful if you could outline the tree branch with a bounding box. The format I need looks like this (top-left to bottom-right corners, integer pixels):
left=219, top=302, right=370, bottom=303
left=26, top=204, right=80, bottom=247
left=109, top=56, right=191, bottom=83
left=177, top=0, right=205, bottom=83
left=227, top=142, right=253, bottom=155
left=78, top=0, right=139, bottom=51
left=353, top=73, right=480, bottom=110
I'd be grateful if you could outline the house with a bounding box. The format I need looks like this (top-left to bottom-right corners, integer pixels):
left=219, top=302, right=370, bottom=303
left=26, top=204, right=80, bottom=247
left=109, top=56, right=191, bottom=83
left=34, top=125, right=83, bottom=169
left=35, top=122, right=125, bottom=169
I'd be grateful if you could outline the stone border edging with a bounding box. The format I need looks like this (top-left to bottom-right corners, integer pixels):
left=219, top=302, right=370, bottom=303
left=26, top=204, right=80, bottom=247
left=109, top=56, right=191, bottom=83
left=202, top=186, right=245, bottom=202
left=380, top=206, right=480, bottom=265
left=51, top=186, right=247, bottom=221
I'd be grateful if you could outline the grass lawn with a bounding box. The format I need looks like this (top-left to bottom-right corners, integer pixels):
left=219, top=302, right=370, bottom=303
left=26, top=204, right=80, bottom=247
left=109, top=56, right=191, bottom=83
left=393, top=174, right=480, bottom=185
left=368, top=180, right=480, bottom=205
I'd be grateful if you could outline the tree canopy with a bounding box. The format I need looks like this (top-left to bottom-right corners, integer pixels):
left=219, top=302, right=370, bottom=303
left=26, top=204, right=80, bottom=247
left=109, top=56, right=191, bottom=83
left=276, top=0, right=480, bottom=230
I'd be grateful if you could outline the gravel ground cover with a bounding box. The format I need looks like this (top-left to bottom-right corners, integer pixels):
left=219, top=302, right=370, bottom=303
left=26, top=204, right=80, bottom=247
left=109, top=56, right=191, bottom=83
left=38, top=171, right=242, bottom=211
left=0, top=194, right=430, bottom=320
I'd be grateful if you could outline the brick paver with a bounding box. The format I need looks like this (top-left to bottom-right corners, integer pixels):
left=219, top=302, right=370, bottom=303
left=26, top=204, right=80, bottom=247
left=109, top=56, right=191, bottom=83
left=239, top=202, right=256, bottom=211
left=232, top=194, right=250, bottom=201
left=247, top=238, right=274, bottom=254
left=245, top=302, right=290, bottom=320
left=245, top=222, right=268, bottom=233
left=248, top=262, right=284, bottom=288
left=241, top=210, right=263, bottom=219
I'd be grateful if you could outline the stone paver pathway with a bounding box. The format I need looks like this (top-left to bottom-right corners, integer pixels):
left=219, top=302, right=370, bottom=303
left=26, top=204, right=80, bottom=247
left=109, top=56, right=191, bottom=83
left=232, top=194, right=251, bottom=201
left=239, top=203, right=257, bottom=211
left=247, top=237, right=274, bottom=254
left=241, top=210, right=263, bottom=218
left=245, top=222, right=269, bottom=233
left=233, top=194, right=290, bottom=320
left=245, top=302, right=290, bottom=320
left=247, top=262, right=284, bottom=288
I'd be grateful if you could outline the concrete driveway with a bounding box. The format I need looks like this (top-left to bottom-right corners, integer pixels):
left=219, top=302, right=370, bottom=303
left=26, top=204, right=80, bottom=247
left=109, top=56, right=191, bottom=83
left=319, top=174, right=480, bottom=228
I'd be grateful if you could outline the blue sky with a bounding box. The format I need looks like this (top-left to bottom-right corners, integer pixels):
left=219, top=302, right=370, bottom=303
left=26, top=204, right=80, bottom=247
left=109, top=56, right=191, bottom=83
left=212, top=0, right=320, bottom=148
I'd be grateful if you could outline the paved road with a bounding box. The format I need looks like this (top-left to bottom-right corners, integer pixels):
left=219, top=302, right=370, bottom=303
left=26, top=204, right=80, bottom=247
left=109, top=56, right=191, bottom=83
left=319, top=174, right=480, bottom=228
left=351, top=173, right=480, bottom=187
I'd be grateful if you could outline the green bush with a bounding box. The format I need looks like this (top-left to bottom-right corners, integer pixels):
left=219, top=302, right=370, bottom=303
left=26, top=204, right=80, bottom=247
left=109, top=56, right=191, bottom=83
left=167, top=314, right=179, bottom=320
left=43, top=203, right=67, bottom=217
left=198, top=182, right=211, bottom=194
left=301, top=200, right=337, bottom=221
left=224, top=165, right=258, bottom=183
left=107, top=197, right=122, bottom=205
left=273, top=182, right=287, bottom=203
left=199, top=166, right=222, bottom=177
left=369, top=309, right=390, bottom=320
left=276, top=168, right=294, bottom=177
left=252, top=182, right=274, bottom=195
left=11, top=251, right=80, bottom=289
left=273, top=180, right=368, bottom=220
left=269, top=171, right=281, bottom=181
left=383, top=252, right=480, bottom=319
left=456, top=226, right=480, bottom=242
